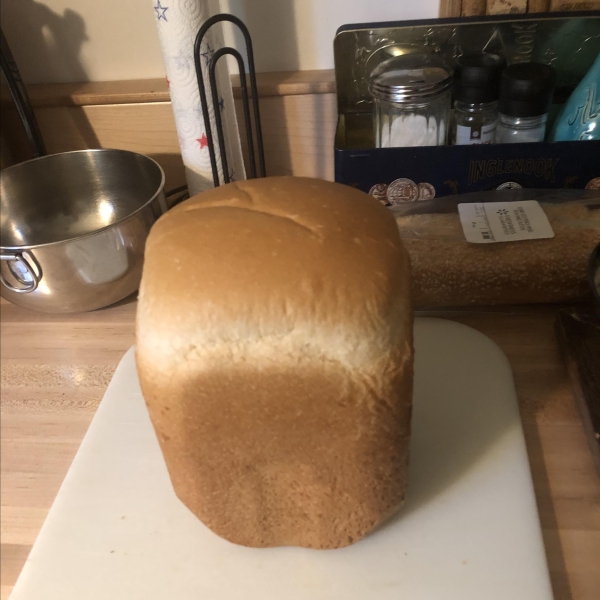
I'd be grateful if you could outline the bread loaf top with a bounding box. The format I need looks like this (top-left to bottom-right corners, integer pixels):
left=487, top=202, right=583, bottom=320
left=137, top=176, right=411, bottom=375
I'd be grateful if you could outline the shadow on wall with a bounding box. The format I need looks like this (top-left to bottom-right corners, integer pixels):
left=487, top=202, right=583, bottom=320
left=1, top=0, right=88, bottom=84
left=1, top=0, right=103, bottom=161
left=225, top=0, right=302, bottom=72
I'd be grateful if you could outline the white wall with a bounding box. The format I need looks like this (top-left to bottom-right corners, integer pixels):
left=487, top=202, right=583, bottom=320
left=1, top=0, right=165, bottom=83
left=1, top=0, right=438, bottom=84
left=222, top=0, right=439, bottom=72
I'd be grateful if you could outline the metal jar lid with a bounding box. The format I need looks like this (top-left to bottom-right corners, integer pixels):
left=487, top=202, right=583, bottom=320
left=369, top=53, right=454, bottom=105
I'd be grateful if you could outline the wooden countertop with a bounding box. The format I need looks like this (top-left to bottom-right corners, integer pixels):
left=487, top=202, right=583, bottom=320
left=1, top=299, right=599, bottom=600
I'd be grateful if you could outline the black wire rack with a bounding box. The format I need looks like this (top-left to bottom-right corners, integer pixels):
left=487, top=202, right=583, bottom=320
left=0, top=28, right=46, bottom=158
left=194, top=14, right=266, bottom=188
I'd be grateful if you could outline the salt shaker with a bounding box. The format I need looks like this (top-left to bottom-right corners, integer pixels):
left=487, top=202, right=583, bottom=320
left=453, top=53, right=504, bottom=145
left=496, top=62, right=556, bottom=144
left=369, top=54, right=453, bottom=148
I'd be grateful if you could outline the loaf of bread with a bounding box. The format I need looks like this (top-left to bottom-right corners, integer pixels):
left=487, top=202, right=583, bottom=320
left=136, top=177, right=413, bottom=549
left=395, top=199, right=600, bottom=308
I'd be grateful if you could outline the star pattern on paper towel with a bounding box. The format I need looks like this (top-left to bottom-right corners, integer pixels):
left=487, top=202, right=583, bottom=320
left=197, top=134, right=209, bottom=149
left=154, top=0, right=168, bottom=21
left=172, top=48, right=190, bottom=71
left=218, top=96, right=225, bottom=112
left=191, top=107, right=204, bottom=122
left=201, top=43, right=215, bottom=66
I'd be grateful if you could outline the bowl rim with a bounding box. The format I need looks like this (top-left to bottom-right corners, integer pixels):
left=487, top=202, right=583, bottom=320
left=0, top=149, right=166, bottom=251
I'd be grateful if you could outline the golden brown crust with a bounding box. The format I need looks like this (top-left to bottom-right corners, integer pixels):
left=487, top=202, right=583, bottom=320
left=136, top=176, right=413, bottom=549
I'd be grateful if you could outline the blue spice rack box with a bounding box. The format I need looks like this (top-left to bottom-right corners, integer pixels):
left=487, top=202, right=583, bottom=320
left=333, top=13, right=600, bottom=200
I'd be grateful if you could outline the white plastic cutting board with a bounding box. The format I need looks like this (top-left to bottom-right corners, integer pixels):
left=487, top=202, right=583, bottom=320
left=10, top=318, right=553, bottom=600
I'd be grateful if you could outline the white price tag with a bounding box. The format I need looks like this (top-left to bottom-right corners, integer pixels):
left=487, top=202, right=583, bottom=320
left=458, top=200, right=555, bottom=244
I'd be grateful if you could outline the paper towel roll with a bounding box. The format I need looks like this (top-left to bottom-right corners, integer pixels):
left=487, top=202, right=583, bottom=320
left=151, top=0, right=245, bottom=194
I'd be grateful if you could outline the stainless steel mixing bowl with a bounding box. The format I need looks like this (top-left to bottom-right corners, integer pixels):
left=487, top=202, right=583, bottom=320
left=1, top=149, right=166, bottom=313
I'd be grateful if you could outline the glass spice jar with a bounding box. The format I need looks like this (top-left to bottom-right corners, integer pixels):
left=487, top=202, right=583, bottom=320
left=453, top=53, right=505, bottom=146
left=369, top=54, right=454, bottom=148
left=495, top=62, right=556, bottom=144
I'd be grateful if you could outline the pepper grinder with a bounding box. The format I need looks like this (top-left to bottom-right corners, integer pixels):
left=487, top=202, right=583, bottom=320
left=495, top=62, right=556, bottom=144
left=453, top=53, right=505, bottom=146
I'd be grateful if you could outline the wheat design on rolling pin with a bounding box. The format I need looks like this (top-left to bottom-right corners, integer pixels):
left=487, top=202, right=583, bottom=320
left=151, top=0, right=245, bottom=194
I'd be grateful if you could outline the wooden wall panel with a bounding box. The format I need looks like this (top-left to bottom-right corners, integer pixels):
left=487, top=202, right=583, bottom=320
left=236, top=93, right=337, bottom=181
left=3, top=103, right=187, bottom=192
left=3, top=93, right=339, bottom=189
